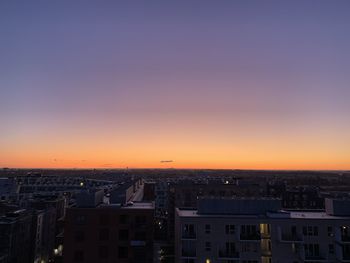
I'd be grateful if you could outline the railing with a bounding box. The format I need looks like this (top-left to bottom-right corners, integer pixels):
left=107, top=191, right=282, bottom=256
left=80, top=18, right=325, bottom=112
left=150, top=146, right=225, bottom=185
left=218, top=250, right=240, bottom=259
left=181, top=232, right=196, bottom=239
left=181, top=250, right=196, bottom=257
left=240, top=233, right=261, bottom=241
left=280, top=234, right=303, bottom=242
left=304, top=255, right=327, bottom=261
left=261, top=249, right=272, bottom=257
left=261, top=232, right=271, bottom=239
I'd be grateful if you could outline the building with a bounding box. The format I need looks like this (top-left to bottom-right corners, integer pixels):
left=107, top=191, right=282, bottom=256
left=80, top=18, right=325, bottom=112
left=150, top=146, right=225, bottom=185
left=175, top=198, right=350, bottom=263
left=0, top=178, right=19, bottom=203
left=63, top=187, right=154, bottom=263
left=0, top=209, right=33, bottom=263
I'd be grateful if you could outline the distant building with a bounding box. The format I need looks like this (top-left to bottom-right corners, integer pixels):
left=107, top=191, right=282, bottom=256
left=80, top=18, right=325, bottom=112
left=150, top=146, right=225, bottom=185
left=143, top=181, right=156, bottom=201
left=0, top=178, right=19, bottom=203
left=175, top=198, right=350, bottom=263
left=282, top=186, right=324, bottom=210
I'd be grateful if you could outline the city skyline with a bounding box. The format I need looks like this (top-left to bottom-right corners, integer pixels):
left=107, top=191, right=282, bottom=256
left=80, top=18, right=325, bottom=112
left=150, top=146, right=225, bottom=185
left=1, top=1, right=350, bottom=170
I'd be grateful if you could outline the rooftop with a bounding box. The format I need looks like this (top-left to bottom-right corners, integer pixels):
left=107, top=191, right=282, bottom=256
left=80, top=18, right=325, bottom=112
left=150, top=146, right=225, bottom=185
left=177, top=209, right=350, bottom=220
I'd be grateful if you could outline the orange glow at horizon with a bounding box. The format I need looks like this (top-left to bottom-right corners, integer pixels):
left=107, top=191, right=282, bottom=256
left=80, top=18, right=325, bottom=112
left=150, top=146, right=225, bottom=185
left=1, top=116, right=349, bottom=170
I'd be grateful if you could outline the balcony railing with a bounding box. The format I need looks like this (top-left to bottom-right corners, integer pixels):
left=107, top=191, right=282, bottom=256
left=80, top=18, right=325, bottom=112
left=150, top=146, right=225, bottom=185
left=218, top=250, right=240, bottom=259
left=240, top=233, right=261, bottom=241
left=181, top=232, right=196, bottom=239
left=280, top=234, right=303, bottom=242
left=181, top=250, right=196, bottom=257
left=261, top=232, right=271, bottom=239
left=304, top=255, right=327, bottom=262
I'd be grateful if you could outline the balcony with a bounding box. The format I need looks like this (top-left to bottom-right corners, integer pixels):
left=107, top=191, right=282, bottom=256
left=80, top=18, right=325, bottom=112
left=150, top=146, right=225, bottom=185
left=181, top=250, right=196, bottom=258
left=240, top=233, right=261, bottom=241
left=304, top=255, right=328, bottom=262
left=218, top=250, right=240, bottom=259
left=260, top=232, right=271, bottom=239
left=181, top=232, right=196, bottom=240
left=261, top=250, right=272, bottom=257
left=280, top=234, right=303, bottom=243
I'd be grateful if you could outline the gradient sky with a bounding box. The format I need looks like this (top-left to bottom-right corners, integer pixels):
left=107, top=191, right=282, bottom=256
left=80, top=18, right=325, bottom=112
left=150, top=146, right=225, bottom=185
left=1, top=1, right=350, bottom=169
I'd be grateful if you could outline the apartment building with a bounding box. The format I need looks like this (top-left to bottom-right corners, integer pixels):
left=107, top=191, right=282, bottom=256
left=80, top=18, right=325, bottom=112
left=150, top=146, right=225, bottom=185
left=0, top=209, right=33, bottom=263
left=175, top=198, right=350, bottom=263
left=63, top=188, right=154, bottom=263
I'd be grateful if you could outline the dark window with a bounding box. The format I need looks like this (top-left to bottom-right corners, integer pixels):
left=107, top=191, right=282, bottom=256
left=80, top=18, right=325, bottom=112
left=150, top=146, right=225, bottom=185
left=118, top=246, right=128, bottom=259
left=75, top=231, right=85, bottom=242
left=303, top=226, right=318, bottom=236
left=303, top=226, right=307, bottom=235
left=119, top=229, right=129, bottom=240
left=75, top=215, right=86, bottom=225
left=135, top=216, right=146, bottom=225
left=134, top=231, right=146, bottom=240
left=74, top=250, right=84, bottom=262
left=327, top=226, right=333, bottom=237
left=99, top=228, right=109, bottom=241
left=225, top=225, right=235, bottom=234
left=205, top=224, right=211, bottom=234
left=329, top=244, right=334, bottom=254
left=205, top=241, right=211, bottom=251
left=119, top=214, right=128, bottom=224
left=99, top=214, right=110, bottom=225
left=98, top=246, right=109, bottom=259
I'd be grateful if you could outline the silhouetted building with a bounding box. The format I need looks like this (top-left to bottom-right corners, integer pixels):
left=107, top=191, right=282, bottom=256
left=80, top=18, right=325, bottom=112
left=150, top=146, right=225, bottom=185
left=0, top=209, right=33, bottom=263
left=63, top=188, right=154, bottom=263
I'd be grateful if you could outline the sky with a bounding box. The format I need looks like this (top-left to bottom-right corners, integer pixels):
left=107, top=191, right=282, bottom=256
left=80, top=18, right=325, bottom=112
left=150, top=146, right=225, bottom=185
left=1, top=1, right=349, bottom=170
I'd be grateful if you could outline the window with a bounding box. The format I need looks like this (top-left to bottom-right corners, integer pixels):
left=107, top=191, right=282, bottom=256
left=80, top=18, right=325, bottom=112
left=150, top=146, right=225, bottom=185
left=182, top=240, right=196, bottom=257
left=341, top=226, right=349, bottom=237
left=205, top=224, right=211, bottom=234
left=327, top=226, right=333, bottom=237
left=302, top=226, right=318, bottom=236
left=119, top=214, right=128, bottom=224
left=225, top=242, right=236, bottom=253
left=98, top=246, right=109, bottom=259
left=118, top=246, right=128, bottom=259
left=135, top=216, right=147, bottom=225
left=119, top=229, right=129, bottom=240
left=99, top=228, right=109, bottom=241
left=241, top=243, right=250, bottom=252
left=74, top=250, right=84, bottom=262
left=240, top=225, right=259, bottom=240
left=304, top=244, right=320, bottom=257
left=225, top=225, right=235, bottom=234
left=182, top=224, right=196, bottom=238
left=329, top=244, right=334, bottom=254
left=134, top=231, right=146, bottom=240
left=99, top=214, right=110, bottom=225
left=75, top=231, right=85, bottom=242
left=205, top=241, right=211, bottom=251
left=74, top=215, right=86, bottom=225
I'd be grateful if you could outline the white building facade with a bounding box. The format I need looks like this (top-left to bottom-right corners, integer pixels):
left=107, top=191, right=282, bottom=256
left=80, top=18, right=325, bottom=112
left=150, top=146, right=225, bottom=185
left=175, top=198, right=350, bottom=263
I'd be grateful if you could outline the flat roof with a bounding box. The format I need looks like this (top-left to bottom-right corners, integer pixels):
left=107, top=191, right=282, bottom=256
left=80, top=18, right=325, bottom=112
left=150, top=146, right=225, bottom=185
left=177, top=209, right=350, bottom=220
left=121, top=202, right=154, bottom=210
